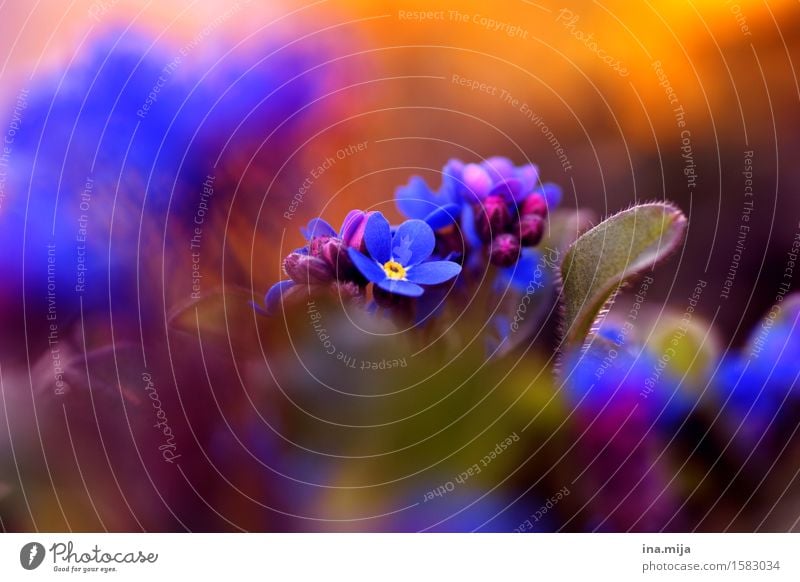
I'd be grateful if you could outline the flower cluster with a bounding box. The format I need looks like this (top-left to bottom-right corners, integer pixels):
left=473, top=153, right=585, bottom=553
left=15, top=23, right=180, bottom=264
left=395, top=156, right=562, bottom=267
left=260, top=156, right=561, bottom=317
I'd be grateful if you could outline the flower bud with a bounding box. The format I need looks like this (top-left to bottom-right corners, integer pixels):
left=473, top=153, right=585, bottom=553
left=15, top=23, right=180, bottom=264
left=518, top=214, right=545, bottom=247
left=283, top=252, right=334, bottom=284
left=319, top=237, right=364, bottom=283
left=490, top=233, right=521, bottom=267
left=476, top=195, right=510, bottom=242
left=331, top=281, right=364, bottom=301
left=340, top=210, right=373, bottom=252
left=520, top=193, right=548, bottom=217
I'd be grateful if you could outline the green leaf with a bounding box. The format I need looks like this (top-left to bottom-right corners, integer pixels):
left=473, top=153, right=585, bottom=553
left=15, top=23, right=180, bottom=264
left=488, top=209, right=595, bottom=358
left=560, top=202, right=687, bottom=347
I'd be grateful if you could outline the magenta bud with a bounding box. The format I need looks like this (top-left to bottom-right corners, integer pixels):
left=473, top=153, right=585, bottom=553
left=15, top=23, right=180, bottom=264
left=476, top=195, right=511, bottom=242
left=520, top=193, right=548, bottom=218
left=283, top=252, right=334, bottom=284
left=340, top=210, right=373, bottom=252
left=490, top=233, right=521, bottom=267
left=518, top=214, right=545, bottom=246
left=319, top=237, right=363, bottom=283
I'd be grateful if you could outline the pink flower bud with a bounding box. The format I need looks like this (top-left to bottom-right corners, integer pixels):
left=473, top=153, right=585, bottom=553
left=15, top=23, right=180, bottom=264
left=518, top=214, right=545, bottom=247
left=476, top=195, right=511, bottom=242
left=340, top=210, right=373, bottom=252
left=319, top=237, right=363, bottom=283
left=490, top=233, right=521, bottom=267
left=283, top=252, right=334, bottom=284
left=520, top=193, right=548, bottom=218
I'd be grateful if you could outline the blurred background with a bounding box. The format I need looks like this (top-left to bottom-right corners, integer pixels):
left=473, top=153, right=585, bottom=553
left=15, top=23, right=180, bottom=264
left=0, top=0, right=799, bottom=531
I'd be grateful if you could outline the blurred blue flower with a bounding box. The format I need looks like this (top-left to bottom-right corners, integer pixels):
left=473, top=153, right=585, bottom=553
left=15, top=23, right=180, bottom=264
left=0, top=27, right=332, bottom=327
left=714, top=295, right=800, bottom=441
left=390, top=488, right=536, bottom=532
left=348, top=213, right=461, bottom=297
left=563, top=322, right=690, bottom=432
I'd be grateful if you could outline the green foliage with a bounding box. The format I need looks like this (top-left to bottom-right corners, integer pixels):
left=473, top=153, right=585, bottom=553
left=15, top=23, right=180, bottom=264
left=560, top=203, right=687, bottom=347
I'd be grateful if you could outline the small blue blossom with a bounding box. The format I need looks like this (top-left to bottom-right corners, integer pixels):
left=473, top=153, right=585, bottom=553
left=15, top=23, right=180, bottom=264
left=347, top=213, right=462, bottom=297
left=394, top=159, right=464, bottom=230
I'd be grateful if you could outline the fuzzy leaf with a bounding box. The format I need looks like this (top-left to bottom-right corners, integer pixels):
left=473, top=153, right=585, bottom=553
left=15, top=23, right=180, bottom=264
left=488, top=209, right=594, bottom=358
left=560, top=203, right=687, bottom=347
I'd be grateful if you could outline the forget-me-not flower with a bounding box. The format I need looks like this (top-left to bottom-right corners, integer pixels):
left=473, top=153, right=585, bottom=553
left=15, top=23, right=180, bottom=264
left=347, top=213, right=462, bottom=297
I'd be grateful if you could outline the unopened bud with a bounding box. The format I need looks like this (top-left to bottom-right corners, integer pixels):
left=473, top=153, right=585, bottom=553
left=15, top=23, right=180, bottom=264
left=319, top=237, right=364, bottom=284
left=340, top=210, right=373, bottom=252
left=476, top=195, right=510, bottom=242
left=283, top=252, right=334, bottom=284
left=490, top=233, right=521, bottom=267
left=518, top=214, right=545, bottom=246
left=520, top=193, right=548, bottom=218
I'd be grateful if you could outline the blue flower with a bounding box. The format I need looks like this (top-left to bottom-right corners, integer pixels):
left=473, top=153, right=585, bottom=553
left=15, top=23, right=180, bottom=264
left=347, top=213, right=462, bottom=297
left=394, top=159, right=464, bottom=230
left=0, top=27, right=335, bottom=325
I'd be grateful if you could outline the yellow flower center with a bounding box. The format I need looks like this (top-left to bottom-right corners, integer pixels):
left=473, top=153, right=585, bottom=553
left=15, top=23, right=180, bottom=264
left=382, top=260, right=407, bottom=280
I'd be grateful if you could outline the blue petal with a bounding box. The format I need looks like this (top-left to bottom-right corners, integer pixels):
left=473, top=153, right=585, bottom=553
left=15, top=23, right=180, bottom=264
left=264, top=280, right=295, bottom=315
left=440, top=158, right=465, bottom=203
left=347, top=248, right=386, bottom=283
left=488, top=178, right=525, bottom=204
left=540, top=183, right=562, bottom=210
left=482, top=156, right=515, bottom=180
left=302, top=218, right=336, bottom=240
left=406, top=260, right=462, bottom=285
left=462, top=163, right=493, bottom=201
left=250, top=301, right=269, bottom=316
left=364, top=212, right=392, bottom=263
left=461, top=204, right=482, bottom=249
left=424, top=203, right=460, bottom=230
left=499, top=249, right=541, bottom=291
left=515, top=163, right=539, bottom=193
left=376, top=279, right=424, bottom=297
left=391, top=219, right=435, bottom=266
left=493, top=314, right=511, bottom=337
left=395, top=176, right=437, bottom=220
